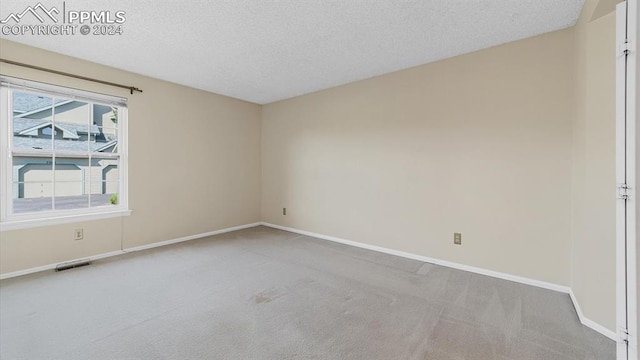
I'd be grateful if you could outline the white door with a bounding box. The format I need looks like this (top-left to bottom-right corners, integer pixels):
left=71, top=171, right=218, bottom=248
left=616, top=1, right=638, bottom=359
left=19, top=164, right=82, bottom=198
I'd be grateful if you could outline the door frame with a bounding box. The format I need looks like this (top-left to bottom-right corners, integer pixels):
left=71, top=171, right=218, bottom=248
left=616, top=1, right=638, bottom=359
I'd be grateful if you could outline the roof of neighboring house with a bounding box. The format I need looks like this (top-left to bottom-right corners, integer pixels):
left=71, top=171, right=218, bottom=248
left=16, top=100, right=76, bottom=119
left=18, top=122, right=80, bottom=140
left=12, top=93, right=67, bottom=113
left=94, top=140, right=118, bottom=153
left=13, top=137, right=95, bottom=153
left=14, top=118, right=99, bottom=136
left=13, top=118, right=113, bottom=153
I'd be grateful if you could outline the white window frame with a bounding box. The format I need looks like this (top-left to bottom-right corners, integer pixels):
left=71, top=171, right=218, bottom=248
left=0, top=76, right=131, bottom=231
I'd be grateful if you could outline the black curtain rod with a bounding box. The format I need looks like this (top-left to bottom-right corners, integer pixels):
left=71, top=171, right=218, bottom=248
left=0, top=58, right=143, bottom=95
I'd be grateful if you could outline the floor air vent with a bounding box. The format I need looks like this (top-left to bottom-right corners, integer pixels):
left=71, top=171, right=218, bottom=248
left=55, top=260, right=91, bottom=272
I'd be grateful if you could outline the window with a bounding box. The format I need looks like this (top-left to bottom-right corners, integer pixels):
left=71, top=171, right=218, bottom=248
left=0, top=77, right=130, bottom=230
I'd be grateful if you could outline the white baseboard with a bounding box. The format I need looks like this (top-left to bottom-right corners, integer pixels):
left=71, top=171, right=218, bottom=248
left=0, top=222, right=261, bottom=280
left=261, top=222, right=617, bottom=342
left=569, top=290, right=617, bottom=341
left=123, top=222, right=262, bottom=253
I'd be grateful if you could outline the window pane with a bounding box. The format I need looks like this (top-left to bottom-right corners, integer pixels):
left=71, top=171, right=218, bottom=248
left=12, top=92, right=54, bottom=153
left=53, top=98, right=90, bottom=154
left=53, top=158, right=88, bottom=210
left=4, top=80, right=127, bottom=219
left=12, top=156, right=53, bottom=214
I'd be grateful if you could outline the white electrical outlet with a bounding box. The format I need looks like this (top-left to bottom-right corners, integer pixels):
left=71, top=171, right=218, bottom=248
left=454, top=232, right=462, bottom=245
left=74, top=229, right=83, bottom=241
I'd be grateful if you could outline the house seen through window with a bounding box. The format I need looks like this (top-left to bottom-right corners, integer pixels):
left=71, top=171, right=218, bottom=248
left=1, top=78, right=128, bottom=226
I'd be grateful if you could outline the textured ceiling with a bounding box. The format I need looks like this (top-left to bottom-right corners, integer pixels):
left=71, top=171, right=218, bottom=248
left=0, top=0, right=585, bottom=104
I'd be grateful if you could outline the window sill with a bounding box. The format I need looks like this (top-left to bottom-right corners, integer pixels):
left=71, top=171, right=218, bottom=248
left=0, top=209, right=132, bottom=232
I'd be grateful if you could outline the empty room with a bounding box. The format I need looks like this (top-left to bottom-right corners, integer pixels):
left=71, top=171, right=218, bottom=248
left=0, top=0, right=638, bottom=359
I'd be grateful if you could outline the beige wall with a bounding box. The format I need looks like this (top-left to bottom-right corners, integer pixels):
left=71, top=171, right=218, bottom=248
left=262, top=29, right=575, bottom=286
left=570, top=0, right=618, bottom=333
left=0, top=39, right=262, bottom=273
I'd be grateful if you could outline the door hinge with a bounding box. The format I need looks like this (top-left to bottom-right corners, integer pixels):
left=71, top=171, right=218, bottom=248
left=619, top=40, right=633, bottom=57
left=618, top=184, right=631, bottom=200
left=620, top=327, right=630, bottom=344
